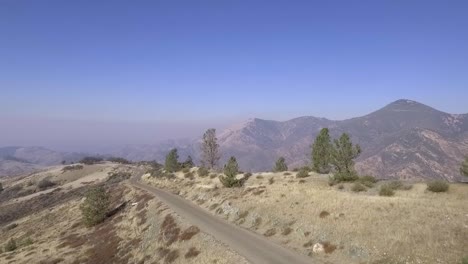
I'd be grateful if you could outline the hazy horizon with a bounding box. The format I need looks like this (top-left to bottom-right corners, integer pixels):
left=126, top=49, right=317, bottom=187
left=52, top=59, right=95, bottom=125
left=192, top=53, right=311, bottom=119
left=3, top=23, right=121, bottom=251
left=2, top=1, right=467, bottom=151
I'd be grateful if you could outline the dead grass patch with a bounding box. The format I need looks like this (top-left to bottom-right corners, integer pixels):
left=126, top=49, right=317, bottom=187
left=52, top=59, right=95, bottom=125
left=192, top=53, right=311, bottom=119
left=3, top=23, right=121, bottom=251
left=323, top=241, right=337, bottom=254
left=160, top=214, right=180, bottom=246
left=281, top=227, right=293, bottom=236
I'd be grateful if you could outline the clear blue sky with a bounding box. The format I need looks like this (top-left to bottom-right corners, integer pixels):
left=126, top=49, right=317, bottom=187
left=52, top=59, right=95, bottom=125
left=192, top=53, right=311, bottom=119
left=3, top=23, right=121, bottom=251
left=1, top=0, right=467, bottom=149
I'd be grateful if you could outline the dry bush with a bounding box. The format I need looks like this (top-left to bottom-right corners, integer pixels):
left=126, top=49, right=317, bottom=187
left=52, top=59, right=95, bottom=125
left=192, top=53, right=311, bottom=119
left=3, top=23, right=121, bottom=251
left=281, top=227, right=293, bottom=235
left=351, top=182, right=366, bottom=192
left=185, top=247, right=201, bottom=259
left=37, top=178, right=56, bottom=190
left=182, top=168, right=190, bottom=173
left=268, top=177, right=274, bottom=184
left=379, top=185, right=395, bottom=196
left=165, top=250, right=179, bottom=263
left=323, top=241, right=337, bottom=254
left=303, top=240, right=313, bottom=247
left=337, top=184, right=344, bottom=190
left=296, top=168, right=309, bottom=178
left=197, top=167, right=209, bottom=177
left=179, top=226, right=200, bottom=241
left=184, top=172, right=194, bottom=180
left=319, top=211, right=330, bottom=218
left=4, top=238, right=17, bottom=252
left=283, top=172, right=292, bottom=176
left=264, top=228, right=276, bottom=237
left=209, top=203, right=219, bottom=210
left=298, top=179, right=306, bottom=184
left=209, top=173, right=217, bottom=179
left=256, top=175, right=264, bottom=179
left=427, top=180, right=449, bottom=193
left=244, top=172, right=252, bottom=178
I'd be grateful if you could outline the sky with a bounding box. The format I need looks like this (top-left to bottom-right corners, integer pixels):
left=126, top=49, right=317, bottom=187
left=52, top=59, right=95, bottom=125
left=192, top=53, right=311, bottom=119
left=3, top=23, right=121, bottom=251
left=1, top=0, right=468, bottom=150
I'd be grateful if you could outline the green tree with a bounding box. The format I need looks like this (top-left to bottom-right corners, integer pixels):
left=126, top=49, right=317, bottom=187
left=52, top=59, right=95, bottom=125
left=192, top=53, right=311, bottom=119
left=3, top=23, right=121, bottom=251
left=461, top=156, right=468, bottom=177
left=201, top=128, right=221, bottom=169
left=80, top=186, right=110, bottom=227
left=311, top=128, right=332, bottom=173
left=165, top=148, right=180, bottom=172
left=331, top=133, right=361, bottom=177
left=274, top=157, right=288, bottom=172
left=219, top=156, right=242, bottom=187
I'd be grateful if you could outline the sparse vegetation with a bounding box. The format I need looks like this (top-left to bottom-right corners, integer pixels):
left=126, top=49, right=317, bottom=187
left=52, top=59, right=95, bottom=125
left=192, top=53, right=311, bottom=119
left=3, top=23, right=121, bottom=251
left=182, top=167, right=190, bottom=173
left=0, top=182, right=3, bottom=192
left=274, top=157, right=288, bottom=172
left=427, top=180, right=449, bottom=193
left=197, top=167, right=209, bottom=177
left=62, top=164, right=84, bottom=172
left=107, top=157, right=131, bottom=164
left=79, top=156, right=103, bottom=165
left=264, top=228, right=276, bottom=237
left=106, top=171, right=131, bottom=184
left=80, top=186, right=110, bottom=227
left=164, top=148, right=180, bottom=173
left=4, top=238, right=17, bottom=252
left=244, top=172, right=252, bottom=178
left=219, top=156, right=243, bottom=187
left=461, top=256, right=468, bottom=264
left=312, top=128, right=332, bottom=173
left=201, top=128, right=221, bottom=169
left=268, top=177, right=274, bottom=184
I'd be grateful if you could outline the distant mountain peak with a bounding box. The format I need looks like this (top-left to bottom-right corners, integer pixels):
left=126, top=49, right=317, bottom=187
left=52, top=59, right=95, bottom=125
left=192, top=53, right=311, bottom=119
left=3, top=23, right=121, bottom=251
left=380, top=99, right=438, bottom=113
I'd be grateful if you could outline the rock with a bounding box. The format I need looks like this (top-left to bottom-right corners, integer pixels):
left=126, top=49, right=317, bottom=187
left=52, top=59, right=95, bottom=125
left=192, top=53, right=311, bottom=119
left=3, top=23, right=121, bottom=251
left=312, top=243, right=324, bottom=253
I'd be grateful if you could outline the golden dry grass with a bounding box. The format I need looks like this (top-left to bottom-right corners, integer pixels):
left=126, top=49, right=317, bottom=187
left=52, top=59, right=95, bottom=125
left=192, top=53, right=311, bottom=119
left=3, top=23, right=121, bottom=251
left=146, top=168, right=468, bottom=264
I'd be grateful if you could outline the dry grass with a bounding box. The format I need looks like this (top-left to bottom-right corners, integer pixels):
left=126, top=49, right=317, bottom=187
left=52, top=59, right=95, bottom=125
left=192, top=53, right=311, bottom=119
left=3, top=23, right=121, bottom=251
left=146, top=169, right=468, bottom=264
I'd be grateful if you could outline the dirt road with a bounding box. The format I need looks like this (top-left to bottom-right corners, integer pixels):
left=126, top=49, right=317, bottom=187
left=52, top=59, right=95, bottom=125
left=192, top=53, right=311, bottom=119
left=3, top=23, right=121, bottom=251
left=130, top=174, right=317, bottom=264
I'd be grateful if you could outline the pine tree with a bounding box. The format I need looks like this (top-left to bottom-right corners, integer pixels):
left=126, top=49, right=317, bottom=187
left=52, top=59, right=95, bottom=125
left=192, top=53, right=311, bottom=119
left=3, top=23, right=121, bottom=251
left=274, top=157, right=288, bottom=172
left=165, top=148, right=180, bottom=172
left=219, top=156, right=241, bottom=187
left=80, top=186, right=110, bottom=227
left=330, top=133, right=361, bottom=180
left=461, top=156, right=468, bottom=177
left=201, top=128, right=221, bottom=169
left=311, top=128, right=332, bottom=173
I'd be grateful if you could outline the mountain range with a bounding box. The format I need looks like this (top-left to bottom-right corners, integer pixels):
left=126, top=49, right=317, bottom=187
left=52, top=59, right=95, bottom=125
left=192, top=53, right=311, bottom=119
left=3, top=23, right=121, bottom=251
left=1, top=99, right=467, bottom=181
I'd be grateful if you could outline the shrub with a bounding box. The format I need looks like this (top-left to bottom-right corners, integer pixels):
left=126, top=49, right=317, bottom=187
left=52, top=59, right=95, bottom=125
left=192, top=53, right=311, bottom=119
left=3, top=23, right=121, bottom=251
left=220, top=157, right=243, bottom=187
left=79, top=156, right=103, bottom=165
left=244, top=172, right=252, bottom=178
left=427, top=180, right=449, bottom=193
left=283, top=172, right=291, bottom=176
left=165, top=149, right=180, bottom=172
left=209, top=173, right=217, bottom=179
left=106, top=171, right=132, bottom=184
left=332, top=171, right=359, bottom=183
left=359, top=175, right=377, bottom=184
left=379, top=185, right=395, bottom=196
left=0, top=182, right=3, bottom=192
left=21, top=237, right=33, bottom=247
left=268, top=177, right=274, bottom=184
left=185, top=247, right=201, bottom=259
left=337, top=184, right=344, bottom=190
left=184, top=172, right=194, bottom=180
left=182, top=168, right=190, bottom=173
left=37, top=178, right=56, bottom=190
left=4, top=239, right=17, bottom=252
left=296, top=168, right=309, bottom=178
left=197, top=167, right=209, bottom=177
left=107, top=157, right=131, bottom=164
left=274, top=157, right=288, bottom=172
left=461, top=256, right=468, bottom=264
left=62, top=164, right=84, bottom=172
left=351, top=182, right=366, bottom=192
left=80, top=186, right=110, bottom=227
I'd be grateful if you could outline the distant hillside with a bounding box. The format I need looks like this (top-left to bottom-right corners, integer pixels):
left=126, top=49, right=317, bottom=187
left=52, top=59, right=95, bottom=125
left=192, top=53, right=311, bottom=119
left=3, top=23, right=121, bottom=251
left=111, top=99, right=467, bottom=181
left=0, top=147, right=87, bottom=177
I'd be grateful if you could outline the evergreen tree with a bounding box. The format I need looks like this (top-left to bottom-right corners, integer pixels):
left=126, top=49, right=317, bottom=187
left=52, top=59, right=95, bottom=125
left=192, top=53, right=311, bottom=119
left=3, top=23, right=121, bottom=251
left=165, top=148, right=180, bottom=172
left=311, top=128, right=332, bottom=173
left=330, top=133, right=361, bottom=178
left=219, top=156, right=241, bottom=187
left=461, top=156, right=468, bottom=177
left=201, top=128, right=221, bottom=169
left=80, top=186, right=110, bottom=227
left=274, top=157, right=288, bottom=172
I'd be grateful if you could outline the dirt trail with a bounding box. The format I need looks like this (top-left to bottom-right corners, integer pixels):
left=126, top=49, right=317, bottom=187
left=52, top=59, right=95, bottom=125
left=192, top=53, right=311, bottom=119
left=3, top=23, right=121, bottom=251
left=130, top=173, right=318, bottom=264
